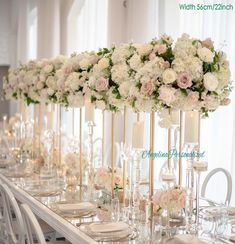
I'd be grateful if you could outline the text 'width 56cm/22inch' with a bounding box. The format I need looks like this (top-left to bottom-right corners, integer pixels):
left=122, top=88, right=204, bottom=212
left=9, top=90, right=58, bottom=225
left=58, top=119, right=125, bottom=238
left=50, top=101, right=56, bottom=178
left=179, top=3, right=234, bottom=11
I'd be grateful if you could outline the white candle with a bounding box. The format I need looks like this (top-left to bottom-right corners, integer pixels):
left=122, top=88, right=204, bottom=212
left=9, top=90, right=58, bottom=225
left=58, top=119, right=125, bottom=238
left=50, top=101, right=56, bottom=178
left=170, top=110, right=180, bottom=125
left=85, top=101, right=94, bottom=122
left=184, top=111, right=199, bottom=144
left=132, top=121, right=144, bottom=149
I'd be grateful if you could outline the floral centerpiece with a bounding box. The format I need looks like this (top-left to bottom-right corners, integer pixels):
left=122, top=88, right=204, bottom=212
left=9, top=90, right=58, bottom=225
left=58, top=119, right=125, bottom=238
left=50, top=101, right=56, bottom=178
left=152, top=186, right=186, bottom=215
left=94, top=166, right=123, bottom=193
left=3, top=34, right=232, bottom=116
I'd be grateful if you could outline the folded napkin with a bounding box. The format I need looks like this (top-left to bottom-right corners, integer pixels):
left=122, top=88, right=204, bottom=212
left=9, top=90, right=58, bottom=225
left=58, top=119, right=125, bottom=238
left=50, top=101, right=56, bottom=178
left=167, top=234, right=207, bottom=244
left=89, top=222, right=129, bottom=233
left=57, top=202, right=96, bottom=212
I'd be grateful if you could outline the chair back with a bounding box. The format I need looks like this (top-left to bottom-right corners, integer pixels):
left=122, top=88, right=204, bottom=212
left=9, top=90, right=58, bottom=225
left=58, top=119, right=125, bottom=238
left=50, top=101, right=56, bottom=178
left=20, top=203, right=46, bottom=244
left=0, top=183, right=25, bottom=244
left=201, top=168, right=232, bottom=205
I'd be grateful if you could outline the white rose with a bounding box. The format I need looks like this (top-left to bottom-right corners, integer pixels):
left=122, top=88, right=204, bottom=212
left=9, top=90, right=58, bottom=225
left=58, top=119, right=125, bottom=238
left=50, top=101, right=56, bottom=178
left=79, top=58, right=90, bottom=70
left=97, top=58, right=109, bottom=70
left=203, top=73, right=218, bottom=91
left=162, top=68, right=177, bottom=84
left=197, top=47, right=214, bottom=63
left=136, top=43, right=153, bottom=56
left=46, top=76, right=57, bottom=90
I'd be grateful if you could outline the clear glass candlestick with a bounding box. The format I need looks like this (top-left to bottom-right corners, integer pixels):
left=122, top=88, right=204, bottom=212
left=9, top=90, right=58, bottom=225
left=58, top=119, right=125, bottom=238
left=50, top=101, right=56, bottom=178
left=40, top=129, right=56, bottom=179
left=193, top=161, right=208, bottom=231
left=185, top=143, right=197, bottom=231
left=132, top=148, right=143, bottom=219
left=120, top=143, right=133, bottom=216
left=87, top=121, right=95, bottom=201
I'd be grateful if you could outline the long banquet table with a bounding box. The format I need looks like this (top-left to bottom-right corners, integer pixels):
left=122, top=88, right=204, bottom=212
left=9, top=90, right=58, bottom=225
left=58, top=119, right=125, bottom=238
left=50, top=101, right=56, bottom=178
left=0, top=173, right=97, bottom=244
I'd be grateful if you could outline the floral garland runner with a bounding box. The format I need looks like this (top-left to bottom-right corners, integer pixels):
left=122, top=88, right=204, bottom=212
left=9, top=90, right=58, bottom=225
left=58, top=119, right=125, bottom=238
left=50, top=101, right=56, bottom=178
left=3, top=34, right=232, bottom=116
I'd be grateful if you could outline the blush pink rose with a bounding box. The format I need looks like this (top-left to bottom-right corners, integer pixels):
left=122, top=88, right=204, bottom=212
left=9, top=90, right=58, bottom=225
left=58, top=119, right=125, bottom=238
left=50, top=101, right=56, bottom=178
left=188, top=91, right=199, bottom=103
left=159, top=60, right=170, bottom=70
left=149, top=52, right=156, bottom=61
left=177, top=72, right=193, bottom=89
left=154, top=44, right=167, bottom=54
left=97, top=167, right=108, bottom=177
left=141, top=80, right=154, bottom=95
left=89, top=55, right=99, bottom=65
left=95, top=77, right=109, bottom=92
left=63, top=65, right=73, bottom=75
left=114, top=175, right=122, bottom=185
left=202, top=38, right=214, bottom=49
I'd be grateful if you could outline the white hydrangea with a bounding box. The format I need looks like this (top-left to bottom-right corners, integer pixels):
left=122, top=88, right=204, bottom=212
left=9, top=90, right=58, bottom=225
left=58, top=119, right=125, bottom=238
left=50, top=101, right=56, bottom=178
left=111, top=63, right=130, bottom=84
left=173, top=34, right=197, bottom=58
left=111, top=45, right=133, bottom=64
left=135, top=43, right=153, bottom=56
left=129, top=53, right=143, bottom=71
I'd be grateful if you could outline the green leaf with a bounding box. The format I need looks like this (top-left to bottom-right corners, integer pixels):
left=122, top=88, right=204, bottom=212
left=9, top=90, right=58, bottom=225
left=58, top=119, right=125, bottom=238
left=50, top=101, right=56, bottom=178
left=91, top=96, right=96, bottom=103
left=180, top=89, right=188, bottom=96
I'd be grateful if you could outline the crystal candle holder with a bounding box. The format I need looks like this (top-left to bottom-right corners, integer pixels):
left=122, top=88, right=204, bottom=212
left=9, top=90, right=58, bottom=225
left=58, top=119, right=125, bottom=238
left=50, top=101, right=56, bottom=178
left=193, top=161, right=208, bottom=230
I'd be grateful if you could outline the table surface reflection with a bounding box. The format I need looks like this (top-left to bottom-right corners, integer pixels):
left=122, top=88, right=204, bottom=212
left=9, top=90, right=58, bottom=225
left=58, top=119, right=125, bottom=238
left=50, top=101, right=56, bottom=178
left=0, top=170, right=234, bottom=244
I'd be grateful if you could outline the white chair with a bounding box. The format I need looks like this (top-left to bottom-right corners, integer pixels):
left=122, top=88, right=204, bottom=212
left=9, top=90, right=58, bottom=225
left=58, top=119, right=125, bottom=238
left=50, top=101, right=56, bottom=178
left=0, top=183, right=25, bottom=244
left=201, top=168, right=232, bottom=205
left=21, top=203, right=70, bottom=244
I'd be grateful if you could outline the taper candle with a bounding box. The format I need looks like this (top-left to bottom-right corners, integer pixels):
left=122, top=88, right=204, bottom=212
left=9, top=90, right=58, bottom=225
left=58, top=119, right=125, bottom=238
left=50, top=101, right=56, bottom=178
left=85, top=101, right=94, bottom=122
left=132, top=121, right=144, bottom=149
left=184, top=111, right=199, bottom=144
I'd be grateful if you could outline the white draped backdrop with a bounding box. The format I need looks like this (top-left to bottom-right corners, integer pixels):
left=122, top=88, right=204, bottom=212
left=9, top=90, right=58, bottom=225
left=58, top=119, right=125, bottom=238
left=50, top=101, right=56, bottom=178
left=5, top=0, right=235, bottom=204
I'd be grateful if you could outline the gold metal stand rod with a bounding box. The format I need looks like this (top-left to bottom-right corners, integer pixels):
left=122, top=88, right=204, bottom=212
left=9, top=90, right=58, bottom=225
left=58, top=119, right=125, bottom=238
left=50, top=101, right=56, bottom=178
left=122, top=107, right=127, bottom=204
left=149, top=112, right=155, bottom=217
left=111, top=113, right=115, bottom=198
left=58, top=105, right=62, bottom=166
left=102, top=111, right=105, bottom=166
left=167, top=128, right=171, bottom=170
left=79, top=108, right=83, bottom=188
left=38, top=104, right=41, bottom=156
left=198, top=112, right=201, bottom=161
left=178, top=111, right=183, bottom=186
